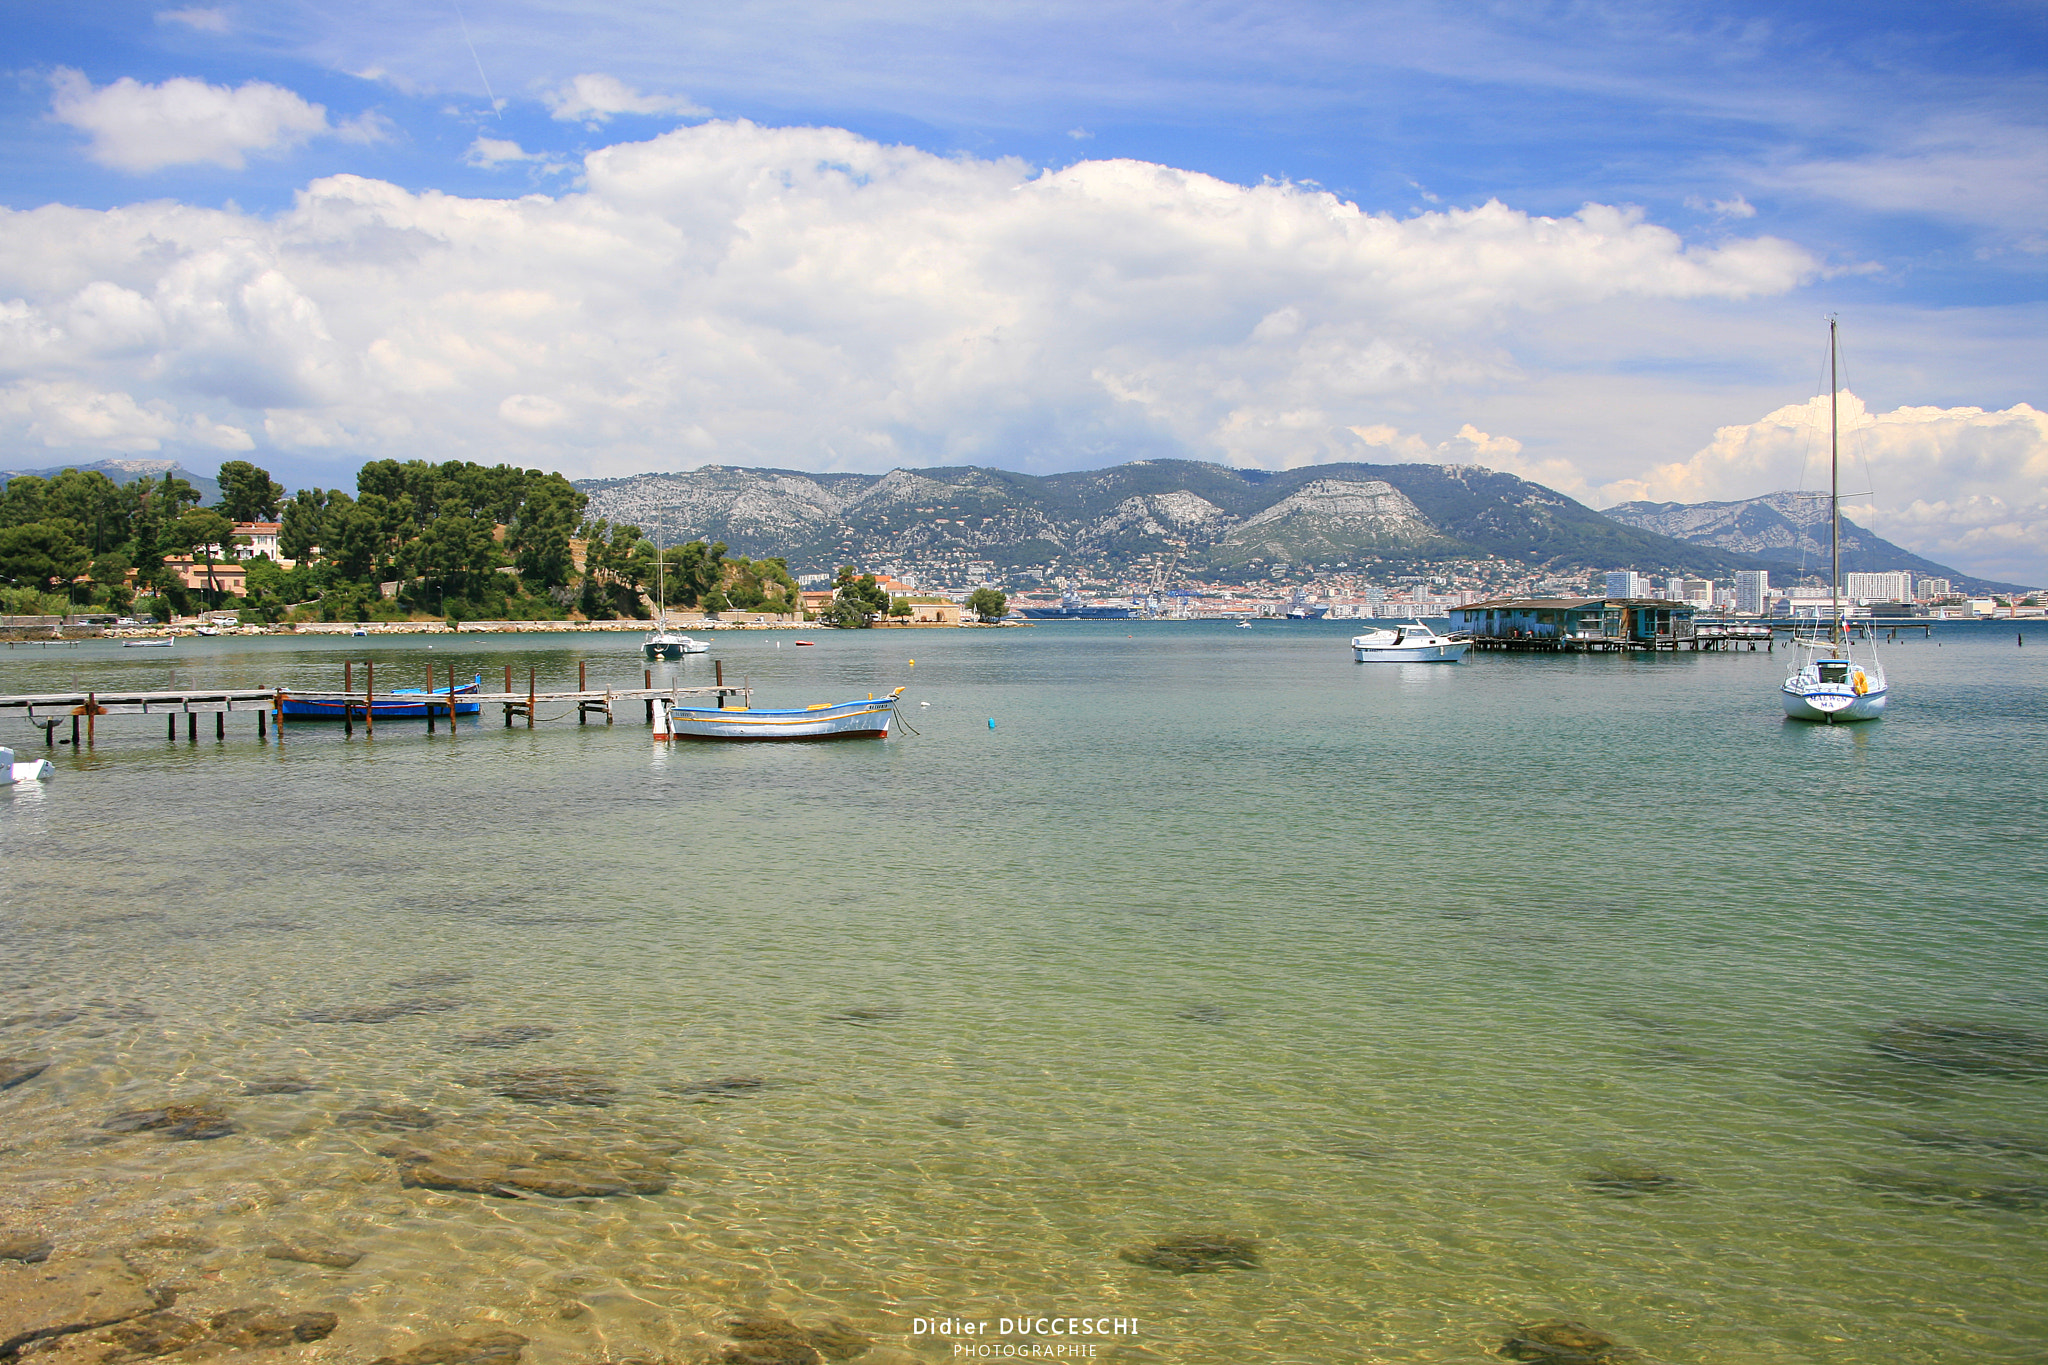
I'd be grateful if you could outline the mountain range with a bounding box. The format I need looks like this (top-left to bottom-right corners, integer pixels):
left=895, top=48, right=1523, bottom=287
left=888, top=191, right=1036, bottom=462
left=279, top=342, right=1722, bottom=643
left=576, top=459, right=1777, bottom=583
left=0, top=457, right=221, bottom=503
left=1604, top=492, right=2019, bottom=594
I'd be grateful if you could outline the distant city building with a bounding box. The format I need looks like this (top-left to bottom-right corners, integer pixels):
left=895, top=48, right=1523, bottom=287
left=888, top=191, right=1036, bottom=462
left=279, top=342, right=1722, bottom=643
left=1606, top=570, right=1650, bottom=599
left=1669, top=577, right=1712, bottom=606
left=1916, top=577, right=1952, bottom=602
left=1735, top=570, right=1770, bottom=615
left=1845, top=570, right=1913, bottom=603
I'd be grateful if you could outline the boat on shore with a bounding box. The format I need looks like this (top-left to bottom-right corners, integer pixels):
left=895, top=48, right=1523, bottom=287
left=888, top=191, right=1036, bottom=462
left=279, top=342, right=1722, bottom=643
left=1352, top=622, right=1470, bottom=662
left=658, top=687, right=905, bottom=741
left=278, top=675, right=484, bottom=720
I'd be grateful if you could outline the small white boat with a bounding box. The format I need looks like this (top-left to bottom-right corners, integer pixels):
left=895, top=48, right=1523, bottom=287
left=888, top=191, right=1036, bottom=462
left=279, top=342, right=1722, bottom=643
left=2, top=746, right=55, bottom=786
left=1235, top=620, right=1252, bottom=629
left=658, top=687, right=905, bottom=740
left=644, top=630, right=709, bottom=660
left=123, top=638, right=173, bottom=648
left=1352, top=621, right=1469, bottom=662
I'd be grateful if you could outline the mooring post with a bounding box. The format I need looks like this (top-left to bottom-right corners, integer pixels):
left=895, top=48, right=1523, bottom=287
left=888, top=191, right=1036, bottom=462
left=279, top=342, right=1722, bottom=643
left=715, top=660, right=725, bottom=709
left=343, top=660, right=355, bottom=735
left=70, top=715, right=79, bottom=747
left=258, top=706, right=267, bottom=741
left=579, top=660, right=588, bottom=724
left=366, top=661, right=374, bottom=737
left=86, top=693, right=95, bottom=748
left=168, top=713, right=176, bottom=741
left=426, top=662, right=435, bottom=734
left=215, top=711, right=224, bottom=741
left=644, top=667, right=653, bottom=724
left=528, top=667, right=535, bottom=728
left=186, top=713, right=195, bottom=742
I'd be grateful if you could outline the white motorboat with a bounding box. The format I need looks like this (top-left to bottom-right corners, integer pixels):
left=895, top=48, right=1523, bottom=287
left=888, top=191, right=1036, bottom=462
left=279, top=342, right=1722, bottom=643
left=1781, top=318, right=1888, bottom=723
left=2, top=746, right=55, bottom=786
left=1352, top=621, right=1470, bottom=662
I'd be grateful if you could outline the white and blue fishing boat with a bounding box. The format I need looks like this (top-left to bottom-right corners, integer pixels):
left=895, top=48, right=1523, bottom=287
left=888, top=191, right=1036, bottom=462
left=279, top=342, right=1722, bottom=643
left=657, top=687, right=905, bottom=741
left=278, top=675, right=484, bottom=721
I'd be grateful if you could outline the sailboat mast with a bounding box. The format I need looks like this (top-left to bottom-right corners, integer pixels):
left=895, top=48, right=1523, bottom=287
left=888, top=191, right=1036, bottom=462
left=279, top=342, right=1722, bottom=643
left=1830, top=316, right=1841, bottom=650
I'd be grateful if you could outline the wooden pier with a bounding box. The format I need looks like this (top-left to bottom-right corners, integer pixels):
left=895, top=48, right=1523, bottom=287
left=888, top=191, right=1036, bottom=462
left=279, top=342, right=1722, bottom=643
left=0, top=661, right=748, bottom=750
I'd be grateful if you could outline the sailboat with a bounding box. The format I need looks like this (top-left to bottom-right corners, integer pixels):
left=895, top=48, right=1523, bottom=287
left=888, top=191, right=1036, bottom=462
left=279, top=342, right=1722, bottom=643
left=1780, top=318, right=1888, bottom=723
left=643, top=530, right=708, bottom=661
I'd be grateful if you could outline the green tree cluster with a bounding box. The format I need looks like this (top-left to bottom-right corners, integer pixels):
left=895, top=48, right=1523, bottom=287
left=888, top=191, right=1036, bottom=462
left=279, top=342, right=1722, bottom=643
left=967, top=587, right=1008, bottom=621
left=824, top=565, right=890, bottom=628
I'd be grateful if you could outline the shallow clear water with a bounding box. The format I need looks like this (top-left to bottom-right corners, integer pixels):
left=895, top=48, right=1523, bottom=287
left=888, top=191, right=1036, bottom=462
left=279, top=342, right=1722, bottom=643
left=3, top=621, right=2045, bottom=1364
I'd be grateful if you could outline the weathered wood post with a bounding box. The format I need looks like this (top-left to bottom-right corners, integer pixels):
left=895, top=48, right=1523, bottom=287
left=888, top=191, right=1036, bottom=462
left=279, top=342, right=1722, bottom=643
left=86, top=693, right=95, bottom=748
left=366, top=661, right=374, bottom=737
left=426, top=662, right=435, bottom=734
left=186, top=713, right=196, bottom=742
left=528, top=667, right=536, bottom=728
left=168, top=714, right=176, bottom=741
left=70, top=715, right=80, bottom=747
left=579, top=660, right=588, bottom=723
left=644, top=667, right=653, bottom=724
left=505, top=664, right=514, bottom=726
left=258, top=705, right=267, bottom=741
left=344, top=660, right=355, bottom=736
left=215, top=711, right=224, bottom=741
left=715, top=660, right=725, bottom=709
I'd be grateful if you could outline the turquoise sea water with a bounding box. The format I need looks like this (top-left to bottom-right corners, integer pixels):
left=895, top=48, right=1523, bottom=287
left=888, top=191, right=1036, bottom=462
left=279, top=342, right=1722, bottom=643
left=2, top=621, right=2045, bottom=1364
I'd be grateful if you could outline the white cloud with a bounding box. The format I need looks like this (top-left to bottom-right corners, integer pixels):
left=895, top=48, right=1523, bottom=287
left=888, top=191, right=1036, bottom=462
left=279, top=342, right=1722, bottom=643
left=1686, top=194, right=1756, bottom=219
left=543, top=74, right=706, bottom=128
left=48, top=69, right=332, bottom=172
left=0, top=120, right=1836, bottom=520
left=464, top=137, right=547, bottom=169
left=156, top=7, right=230, bottom=33
left=1602, top=395, right=2048, bottom=584
left=0, top=381, right=179, bottom=451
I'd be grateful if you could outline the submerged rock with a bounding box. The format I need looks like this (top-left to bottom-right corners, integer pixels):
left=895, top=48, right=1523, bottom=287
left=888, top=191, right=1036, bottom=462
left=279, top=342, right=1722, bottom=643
left=81, top=1307, right=337, bottom=1361
left=337, top=1104, right=440, bottom=1130
left=1499, top=1320, right=1640, bottom=1363
left=1118, top=1232, right=1261, bottom=1273
left=1852, top=1167, right=2048, bottom=1211
left=0, top=1258, right=161, bottom=1359
left=660, top=1077, right=783, bottom=1101
left=368, top=1330, right=528, bottom=1365
left=0, top=1058, right=49, bottom=1090
left=470, top=1067, right=617, bottom=1107
left=0, top=1234, right=52, bottom=1264
left=720, top=1313, right=871, bottom=1364
left=1578, top=1161, right=1687, bottom=1198
left=454, top=1026, right=557, bottom=1050
left=300, top=998, right=465, bottom=1024
left=100, top=1104, right=234, bottom=1140
left=0, top=1011, right=80, bottom=1029
left=241, top=1076, right=315, bottom=1095
left=1174, top=1004, right=1229, bottom=1025
left=389, top=970, right=474, bottom=991
left=263, top=1242, right=364, bottom=1269
left=384, top=1131, right=668, bottom=1199
left=1898, top=1128, right=2048, bottom=1159
left=1869, top=1019, right=2048, bottom=1077
left=824, top=1006, right=903, bottom=1025
left=931, top=1110, right=972, bottom=1129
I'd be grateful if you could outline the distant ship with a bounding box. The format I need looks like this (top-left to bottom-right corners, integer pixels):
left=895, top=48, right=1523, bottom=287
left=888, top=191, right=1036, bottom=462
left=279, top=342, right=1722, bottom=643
left=1018, top=590, right=1138, bottom=620
left=1284, top=589, right=1329, bottom=620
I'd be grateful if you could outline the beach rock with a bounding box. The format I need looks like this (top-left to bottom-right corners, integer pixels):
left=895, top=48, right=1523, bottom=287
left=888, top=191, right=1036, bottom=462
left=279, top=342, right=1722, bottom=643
left=1174, top=1005, right=1229, bottom=1025
left=262, top=1243, right=363, bottom=1269
left=1870, top=1019, right=2048, bottom=1078
left=1, top=1012, right=80, bottom=1029
left=367, top=1329, right=528, bottom=1365
left=336, top=1105, right=439, bottom=1130
left=1118, top=1233, right=1260, bottom=1274
left=0, top=1234, right=52, bottom=1264
left=0, top=1058, right=49, bottom=1090
left=299, top=999, right=464, bottom=1025
left=453, top=1027, right=556, bottom=1050
left=89, top=1309, right=212, bottom=1359
left=0, top=1258, right=162, bottom=1358
left=389, top=970, right=474, bottom=991
left=240, top=1077, right=314, bottom=1096
left=471, top=1068, right=616, bottom=1107
left=100, top=1105, right=234, bottom=1141
left=1499, top=1320, right=1639, bottom=1363
left=931, top=1111, right=971, bottom=1129
left=199, top=1308, right=339, bottom=1350
left=824, top=1007, right=902, bottom=1025
left=660, top=1078, right=781, bottom=1101
left=128, top=1233, right=216, bottom=1253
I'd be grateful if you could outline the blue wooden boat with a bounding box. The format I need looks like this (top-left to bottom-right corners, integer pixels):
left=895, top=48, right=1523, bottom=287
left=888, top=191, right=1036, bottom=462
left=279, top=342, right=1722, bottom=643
left=278, top=675, right=483, bottom=721
left=659, top=687, right=903, bottom=740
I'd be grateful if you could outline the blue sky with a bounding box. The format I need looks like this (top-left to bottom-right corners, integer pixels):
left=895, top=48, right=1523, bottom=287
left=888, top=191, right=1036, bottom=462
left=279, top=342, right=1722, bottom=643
left=3, top=0, right=2045, bottom=577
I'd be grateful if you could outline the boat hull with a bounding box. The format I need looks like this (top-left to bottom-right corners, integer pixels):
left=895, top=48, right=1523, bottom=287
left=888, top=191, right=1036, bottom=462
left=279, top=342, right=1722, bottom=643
left=664, top=695, right=898, bottom=741
left=1353, top=641, right=1469, bottom=662
left=644, top=634, right=708, bottom=660
left=1781, top=684, right=1887, bottom=723
left=279, top=678, right=483, bottom=720
left=1017, top=607, right=1136, bottom=620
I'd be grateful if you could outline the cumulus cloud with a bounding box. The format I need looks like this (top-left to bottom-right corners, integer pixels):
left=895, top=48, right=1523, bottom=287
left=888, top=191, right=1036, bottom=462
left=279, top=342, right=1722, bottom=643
left=544, top=74, right=706, bottom=127
left=1602, top=395, right=2048, bottom=583
left=0, top=381, right=180, bottom=451
left=48, top=69, right=333, bottom=171
left=465, top=136, right=551, bottom=169
left=0, top=119, right=1830, bottom=515
left=157, top=7, right=231, bottom=32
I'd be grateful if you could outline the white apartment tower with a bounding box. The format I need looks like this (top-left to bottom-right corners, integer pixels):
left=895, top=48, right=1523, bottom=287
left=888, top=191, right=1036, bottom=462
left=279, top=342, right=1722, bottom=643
left=1606, top=571, right=1651, bottom=599
left=1845, top=570, right=1914, bottom=603
left=1735, top=570, right=1770, bottom=615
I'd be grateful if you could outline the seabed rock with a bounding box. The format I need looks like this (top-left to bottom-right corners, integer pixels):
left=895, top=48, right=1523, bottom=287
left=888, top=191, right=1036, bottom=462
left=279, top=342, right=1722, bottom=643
left=660, top=1078, right=783, bottom=1101
left=0, top=1258, right=162, bottom=1359
left=0, top=1058, right=49, bottom=1090
left=388, top=971, right=473, bottom=991
left=0, top=1234, right=53, bottom=1264
left=1118, top=1233, right=1261, bottom=1273
left=1, top=1012, right=81, bottom=1029
left=336, top=1104, right=439, bottom=1130
left=454, top=1026, right=557, bottom=1050
left=1869, top=1019, right=2048, bottom=1077
left=1499, top=1320, right=1641, bottom=1363
left=262, top=1243, right=364, bottom=1269
left=1578, top=1161, right=1687, bottom=1198
left=53, top=1307, right=340, bottom=1362
left=241, top=1077, right=315, bottom=1096
left=719, top=1313, right=871, bottom=1363
left=1852, top=1167, right=2048, bottom=1211
left=824, top=1007, right=902, bottom=1025
left=367, top=1330, right=528, bottom=1365
left=469, top=1067, right=617, bottom=1107
left=384, top=1131, right=669, bottom=1199
left=100, top=1105, right=235, bottom=1141
left=299, top=999, right=464, bottom=1025
left=1174, top=1005, right=1229, bottom=1025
